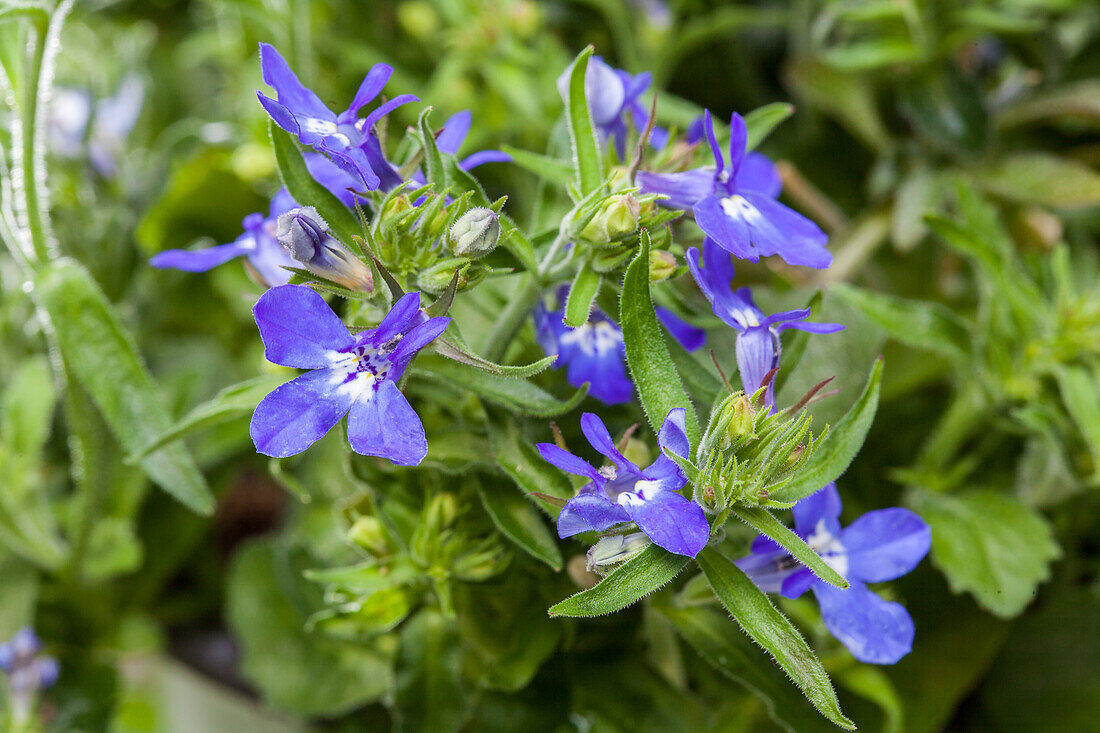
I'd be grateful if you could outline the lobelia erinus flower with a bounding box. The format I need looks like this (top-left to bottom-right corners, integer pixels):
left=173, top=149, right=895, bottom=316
left=538, top=409, right=709, bottom=558
left=687, top=240, right=843, bottom=408
left=0, top=628, right=58, bottom=723
left=250, top=285, right=449, bottom=464
left=257, top=42, right=417, bottom=191
left=737, top=483, right=931, bottom=664
left=639, top=111, right=831, bottom=268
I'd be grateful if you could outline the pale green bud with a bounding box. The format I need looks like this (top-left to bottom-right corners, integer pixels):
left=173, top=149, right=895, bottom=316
left=347, top=516, right=390, bottom=557
left=586, top=532, right=651, bottom=572
left=649, top=249, right=676, bottom=282
left=581, top=194, right=640, bottom=242
left=449, top=207, right=500, bottom=259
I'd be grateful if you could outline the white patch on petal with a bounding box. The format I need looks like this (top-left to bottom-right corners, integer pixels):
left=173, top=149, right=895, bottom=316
left=806, top=518, right=849, bottom=578
left=560, top=320, right=623, bottom=357
left=301, top=117, right=352, bottom=147
left=721, top=195, right=762, bottom=225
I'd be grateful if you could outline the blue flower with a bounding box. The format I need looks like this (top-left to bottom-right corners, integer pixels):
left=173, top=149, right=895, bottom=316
left=48, top=75, right=144, bottom=177
left=151, top=188, right=299, bottom=287
left=737, top=483, right=931, bottom=664
left=256, top=43, right=417, bottom=191
left=639, top=111, right=830, bottom=268
left=0, top=628, right=59, bottom=698
left=250, top=285, right=449, bottom=464
left=687, top=241, right=843, bottom=407
left=538, top=409, right=709, bottom=557
left=534, top=302, right=633, bottom=405
left=556, top=55, right=668, bottom=159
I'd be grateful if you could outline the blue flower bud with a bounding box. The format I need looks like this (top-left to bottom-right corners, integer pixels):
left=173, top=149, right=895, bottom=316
left=275, top=206, right=374, bottom=292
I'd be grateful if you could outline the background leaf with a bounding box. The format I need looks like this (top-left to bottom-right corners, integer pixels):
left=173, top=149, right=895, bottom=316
left=549, top=544, right=689, bottom=618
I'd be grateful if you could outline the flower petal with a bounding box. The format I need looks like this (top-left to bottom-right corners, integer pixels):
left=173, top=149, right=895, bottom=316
left=702, top=109, right=724, bottom=176
left=741, top=192, right=831, bottom=269
left=624, top=490, right=709, bottom=557
left=375, top=292, right=422, bottom=343
left=657, top=407, right=690, bottom=460
left=580, top=412, right=635, bottom=471
left=735, top=151, right=782, bottom=199
left=693, top=195, right=758, bottom=262
left=780, top=568, right=817, bottom=599
left=150, top=239, right=253, bottom=272
left=556, top=492, right=630, bottom=538
left=813, top=580, right=915, bottom=665
left=656, top=306, right=705, bottom=352
left=637, top=168, right=715, bottom=210
left=793, top=483, right=843, bottom=537
left=258, top=43, right=333, bottom=123
left=436, top=110, right=472, bottom=154
left=842, top=508, right=931, bottom=583
left=727, top=113, right=747, bottom=180
left=250, top=369, right=353, bottom=457
left=361, top=93, right=420, bottom=132
left=736, top=548, right=792, bottom=594
left=304, top=153, right=360, bottom=207
left=346, top=379, right=427, bottom=466
left=537, top=443, right=601, bottom=483
left=459, top=150, right=513, bottom=170
left=564, top=345, right=634, bottom=405
left=254, top=284, right=355, bottom=368
left=735, top=325, right=777, bottom=399
left=346, top=63, right=393, bottom=117
left=389, top=316, right=450, bottom=368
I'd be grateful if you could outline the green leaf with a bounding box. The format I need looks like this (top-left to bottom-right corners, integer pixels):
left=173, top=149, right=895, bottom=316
left=395, top=609, right=470, bottom=732
left=743, top=102, right=795, bottom=151
left=269, top=121, right=362, bottom=245
left=501, top=145, right=573, bottom=187
left=434, top=334, right=556, bottom=378
left=831, top=285, right=971, bottom=361
left=227, top=539, right=394, bottom=715
left=997, top=80, right=1100, bottom=129
left=488, top=417, right=574, bottom=514
left=564, top=46, right=604, bottom=196
left=130, top=375, right=285, bottom=460
left=1053, top=365, right=1100, bottom=481
left=563, top=261, right=600, bottom=327
left=971, top=152, right=1100, bottom=208
left=770, top=358, right=883, bottom=504
left=696, top=547, right=853, bottom=730
left=413, top=355, right=587, bottom=418
left=910, top=490, right=1060, bottom=618
left=35, top=260, right=213, bottom=515
left=662, top=605, right=841, bottom=733
left=549, top=544, right=689, bottom=617
left=728, top=506, right=847, bottom=589
left=417, top=106, right=447, bottom=191
left=1, top=356, right=56, bottom=458
left=621, top=231, right=699, bottom=448
left=0, top=553, right=38, bottom=638
left=477, top=481, right=562, bottom=571
left=837, top=665, right=903, bottom=733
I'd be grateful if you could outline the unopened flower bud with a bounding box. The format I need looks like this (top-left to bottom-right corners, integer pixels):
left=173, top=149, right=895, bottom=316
left=581, top=194, right=640, bottom=242
left=449, top=207, right=500, bottom=259
left=649, top=249, right=676, bottom=282
left=586, top=532, right=651, bottom=572
left=275, top=206, right=374, bottom=291
left=379, top=194, right=413, bottom=225
left=417, top=258, right=477, bottom=295
left=424, top=493, right=459, bottom=532
left=718, top=393, right=756, bottom=446
left=348, top=516, right=390, bottom=557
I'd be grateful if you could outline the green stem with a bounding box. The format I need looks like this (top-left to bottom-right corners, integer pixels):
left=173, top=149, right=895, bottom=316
left=481, top=276, right=541, bottom=363
left=915, top=383, right=991, bottom=480
left=19, top=16, right=52, bottom=264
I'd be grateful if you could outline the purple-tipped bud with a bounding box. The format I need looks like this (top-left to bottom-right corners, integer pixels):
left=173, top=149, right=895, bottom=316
left=274, top=207, right=374, bottom=292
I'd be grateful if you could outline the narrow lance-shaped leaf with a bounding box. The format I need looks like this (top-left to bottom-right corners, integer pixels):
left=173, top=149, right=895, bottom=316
left=744, top=102, right=795, bottom=151
left=832, top=284, right=971, bottom=361
left=564, top=261, right=600, bottom=328
left=417, top=107, right=447, bottom=191
left=129, top=375, right=288, bottom=460
left=621, top=231, right=700, bottom=447
left=729, top=505, right=847, bottom=589
left=549, top=544, right=689, bottom=618
left=564, top=46, right=604, bottom=196
left=696, top=547, right=854, bottom=730
left=477, top=481, right=563, bottom=571
left=269, top=120, right=362, bottom=246
left=34, top=259, right=214, bottom=515
left=412, top=355, right=587, bottom=418
left=500, top=145, right=573, bottom=188
left=1053, top=365, right=1100, bottom=482
left=769, top=357, right=882, bottom=504
left=661, top=606, right=842, bottom=733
